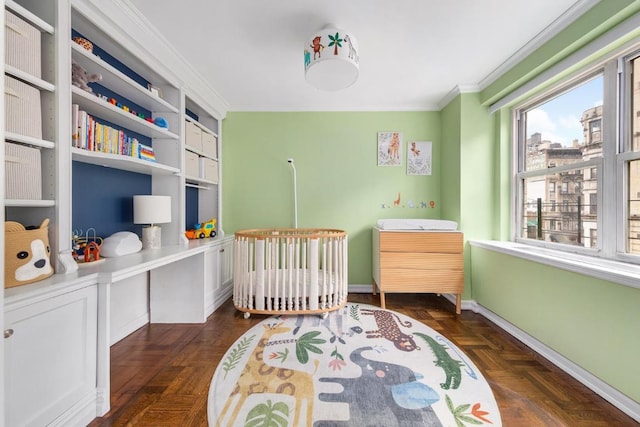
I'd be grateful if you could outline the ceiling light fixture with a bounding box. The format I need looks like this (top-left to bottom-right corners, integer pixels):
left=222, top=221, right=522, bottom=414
left=304, top=24, right=359, bottom=91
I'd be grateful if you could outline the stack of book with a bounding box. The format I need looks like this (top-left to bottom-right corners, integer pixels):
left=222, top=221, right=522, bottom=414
left=71, top=104, right=156, bottom=162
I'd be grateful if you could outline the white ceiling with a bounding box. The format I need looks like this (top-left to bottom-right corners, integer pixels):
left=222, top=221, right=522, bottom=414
left=128, top=0, right=595, bottom=112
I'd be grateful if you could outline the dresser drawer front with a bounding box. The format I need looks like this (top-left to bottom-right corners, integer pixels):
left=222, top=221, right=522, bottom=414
left=379, top=269, right=464, bottom=292
left=380, top=252, right=463, bottom=270
left=379, top=231, right=463, bottom=253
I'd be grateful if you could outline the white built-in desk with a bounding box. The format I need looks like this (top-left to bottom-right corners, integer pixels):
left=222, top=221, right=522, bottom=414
left=3, top=236, right=234, bottom=426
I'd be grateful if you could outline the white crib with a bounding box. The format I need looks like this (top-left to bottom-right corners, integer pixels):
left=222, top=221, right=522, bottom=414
left=233, top=228, right=348, bottom=318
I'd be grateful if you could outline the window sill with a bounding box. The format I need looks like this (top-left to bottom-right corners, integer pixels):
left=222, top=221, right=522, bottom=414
left=469, top=240, right=640, bottom=290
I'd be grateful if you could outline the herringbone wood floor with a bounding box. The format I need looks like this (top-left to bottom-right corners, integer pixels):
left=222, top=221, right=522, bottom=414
left=88, top=293, right=638, bottom=426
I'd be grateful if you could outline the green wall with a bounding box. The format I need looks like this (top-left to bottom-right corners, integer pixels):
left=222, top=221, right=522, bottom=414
left=222, top=112, right=440, bottom=284
left=467, top=3, right=640, bottom=408
left=471, top=246, right=640, bottom=402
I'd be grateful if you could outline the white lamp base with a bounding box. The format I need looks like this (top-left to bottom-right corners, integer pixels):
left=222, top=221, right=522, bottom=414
left=142, top=225, right=162, bottom=249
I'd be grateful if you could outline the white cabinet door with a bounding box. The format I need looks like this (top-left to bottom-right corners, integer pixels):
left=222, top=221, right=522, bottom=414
left=4, top=285, right=98, bottom=427
left=220, top=237, right=234, bottom=292
left=204, top=244, right=221, bottom=317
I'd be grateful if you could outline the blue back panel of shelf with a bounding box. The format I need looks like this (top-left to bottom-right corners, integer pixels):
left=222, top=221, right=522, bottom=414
left=71, top=30, right=199, bottom=237
left=72, top=162, right=150, bottom=239
left=186, top=186, right=199, bottom=229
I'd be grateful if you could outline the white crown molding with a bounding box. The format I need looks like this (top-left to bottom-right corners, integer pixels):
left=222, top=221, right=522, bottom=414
left=478, top=0, right=600, bottom=91
left=437, top=84, right=481, bottom=110
left=229, top=103, right=441, bottom=113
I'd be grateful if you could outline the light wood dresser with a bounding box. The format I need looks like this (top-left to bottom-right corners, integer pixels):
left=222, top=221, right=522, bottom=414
left=372, top=228, right=464, bottom=314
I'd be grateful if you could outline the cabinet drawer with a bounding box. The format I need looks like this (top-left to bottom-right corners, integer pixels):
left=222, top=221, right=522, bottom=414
left=379, top=231, right=463, bottom=253
left=380, top=252, right=463, bottom=270
left=379, top=268, right=464, bottom=291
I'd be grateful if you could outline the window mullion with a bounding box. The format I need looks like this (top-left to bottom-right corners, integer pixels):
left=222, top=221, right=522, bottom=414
left=601, top=59, right=619, bottom=257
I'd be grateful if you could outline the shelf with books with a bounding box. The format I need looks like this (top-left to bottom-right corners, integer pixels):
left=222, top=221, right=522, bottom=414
left=72, top=87, right=179, bottom=140
left=71, top=147, right=179, bottom=176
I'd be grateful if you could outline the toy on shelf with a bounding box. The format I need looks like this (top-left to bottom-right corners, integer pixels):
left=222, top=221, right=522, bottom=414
left=72, top=228, right=103, bottom=261
left=185, top=219, right=217, bottom=239
left=4, top=219, right=53, bottom=288
left=71, top=60, right=102, bottom=93
left=72, top=36, right=93, bottom=52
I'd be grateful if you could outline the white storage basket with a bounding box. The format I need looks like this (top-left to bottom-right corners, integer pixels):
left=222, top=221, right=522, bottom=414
left=5, top=142, right=42, bottom=200
left=5, top=10, right=41, bottom=78
left=5, top=75, right=42, bottom=139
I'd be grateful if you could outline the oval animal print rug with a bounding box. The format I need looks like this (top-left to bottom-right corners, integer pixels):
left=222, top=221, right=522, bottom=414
left=208, top=303, right=501, bottom=426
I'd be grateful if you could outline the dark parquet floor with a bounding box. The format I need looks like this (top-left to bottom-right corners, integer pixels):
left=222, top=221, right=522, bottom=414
left=88, top=293, right=639, bottom=426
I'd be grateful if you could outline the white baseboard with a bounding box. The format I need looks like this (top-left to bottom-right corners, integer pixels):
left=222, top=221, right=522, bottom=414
left=50, top=390, right=98, bottom=427
left=346, top=284, right=639, bottom=422
left=475, top=302, right=640, bottom=423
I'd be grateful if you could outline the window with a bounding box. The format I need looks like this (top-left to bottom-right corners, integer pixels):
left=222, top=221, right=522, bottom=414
left=515, top=49, right=640, bottom=262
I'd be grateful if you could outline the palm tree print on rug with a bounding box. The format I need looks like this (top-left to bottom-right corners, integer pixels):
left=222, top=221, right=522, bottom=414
left=208, top=303, right=501, bottom=426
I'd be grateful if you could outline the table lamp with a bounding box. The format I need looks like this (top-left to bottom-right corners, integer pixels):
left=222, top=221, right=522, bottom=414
left=133, top=195, right=172, bottom=249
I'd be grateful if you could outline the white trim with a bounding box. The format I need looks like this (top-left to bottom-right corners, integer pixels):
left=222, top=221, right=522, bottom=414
left=489, top=11, right=640, bottom=113
left=228, top=103, right=441, bottom=113
left=479, top=0, right=599, bottom=91
left=475, top=302, right=640, bottom=423
left=348, top=283, right=374, bottom=293
left=470, top=240, right=640, bottom=290
left=437, top=84, right=481, bottom=110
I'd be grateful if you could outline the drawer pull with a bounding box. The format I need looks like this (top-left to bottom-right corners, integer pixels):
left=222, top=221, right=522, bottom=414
left=4, top=329, right=14, bottom=339
left=220, top=248, right=225, bottom=253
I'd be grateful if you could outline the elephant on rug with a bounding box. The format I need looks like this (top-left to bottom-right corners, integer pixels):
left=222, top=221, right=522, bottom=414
left=314, top=346, right=442, bottom=426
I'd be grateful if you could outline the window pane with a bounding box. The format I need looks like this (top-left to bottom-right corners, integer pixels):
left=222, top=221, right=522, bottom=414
left=523, top=76, right=603, bottom=171
left=632, top=57, right=640, bottom=152
left=521, top=167, right=597, bottom=246
left=629, top=160, right=640, bottom=254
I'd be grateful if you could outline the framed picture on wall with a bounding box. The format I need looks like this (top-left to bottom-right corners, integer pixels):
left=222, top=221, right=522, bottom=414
left=407, top=141, right=432, bottom=175
left=377, top=132, right=402, bottom=166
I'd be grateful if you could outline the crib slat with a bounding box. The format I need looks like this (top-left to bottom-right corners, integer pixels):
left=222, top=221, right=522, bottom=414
left=255, top=239, right=265, bottom=310
left=309, top=238, right=319, bottom=310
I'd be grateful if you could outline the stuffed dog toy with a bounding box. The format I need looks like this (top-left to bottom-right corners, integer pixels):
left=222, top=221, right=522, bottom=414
left=5, top=219, right=53, bottom=288
left=71, top=60, right=102, bottom=93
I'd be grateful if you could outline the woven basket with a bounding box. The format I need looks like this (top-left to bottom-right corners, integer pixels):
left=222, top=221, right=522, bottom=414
left=5, top=218, right=53, bottom=288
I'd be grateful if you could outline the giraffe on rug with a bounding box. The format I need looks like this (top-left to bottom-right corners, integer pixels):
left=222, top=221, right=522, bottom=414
left=215, top=322, right=317, bottom=426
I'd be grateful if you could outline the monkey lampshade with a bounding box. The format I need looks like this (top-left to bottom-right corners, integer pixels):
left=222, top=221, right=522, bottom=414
left=304, top=25, right=359, bottom=91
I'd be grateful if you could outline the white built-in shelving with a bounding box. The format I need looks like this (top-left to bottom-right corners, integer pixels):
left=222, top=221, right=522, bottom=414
left=2, top=1, right=229, bottom=425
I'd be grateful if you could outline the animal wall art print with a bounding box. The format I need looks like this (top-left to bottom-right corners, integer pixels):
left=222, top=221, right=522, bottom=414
left=378, top=131, right=402, bottom=166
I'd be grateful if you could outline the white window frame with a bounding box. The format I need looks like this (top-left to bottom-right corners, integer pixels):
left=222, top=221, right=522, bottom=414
left=512, top=54, right=640, bottom=265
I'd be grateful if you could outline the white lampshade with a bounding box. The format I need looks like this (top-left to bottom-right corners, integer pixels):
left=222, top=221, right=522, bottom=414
left=133, top=195, right=171, bottom=250
left=133, top=195, right=172, bottom=225
left=304, top=25, right=359, bottom=91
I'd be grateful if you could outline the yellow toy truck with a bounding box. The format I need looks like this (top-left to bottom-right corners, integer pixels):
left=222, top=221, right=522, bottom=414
left=185, top=218, right=217, bottom=239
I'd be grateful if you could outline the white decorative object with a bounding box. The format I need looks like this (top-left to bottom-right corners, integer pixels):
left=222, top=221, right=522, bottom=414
left=133, top=195, right=172, bottom=249
left=304, top=24, right=359, bottom=91
left=100, top=231, right=142, bottom=257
